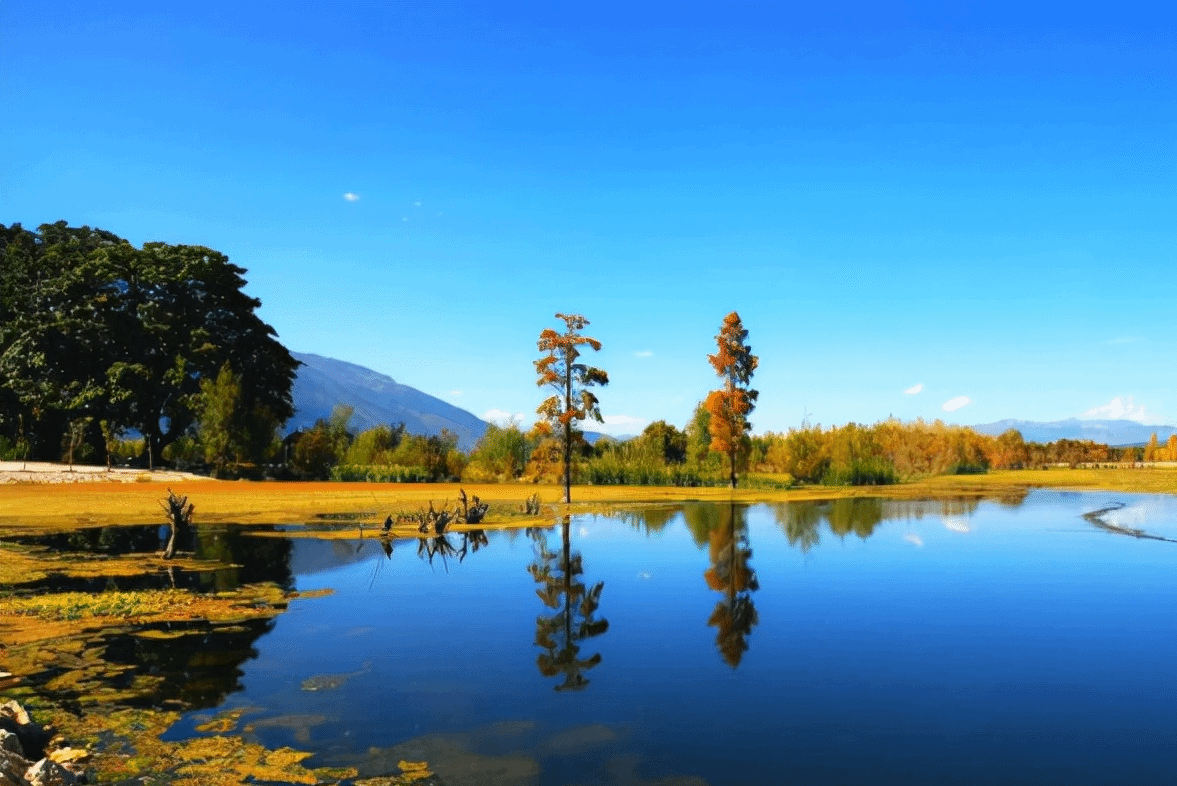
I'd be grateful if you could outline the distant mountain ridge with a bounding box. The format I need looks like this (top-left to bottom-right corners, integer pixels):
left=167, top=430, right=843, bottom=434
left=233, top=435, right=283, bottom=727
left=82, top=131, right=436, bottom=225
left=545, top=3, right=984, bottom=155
left=289, top=352, right=1177, bottom=452
left=288, top=352, right=488, bottom=451
left=971, top=418, right=1177, bottom=446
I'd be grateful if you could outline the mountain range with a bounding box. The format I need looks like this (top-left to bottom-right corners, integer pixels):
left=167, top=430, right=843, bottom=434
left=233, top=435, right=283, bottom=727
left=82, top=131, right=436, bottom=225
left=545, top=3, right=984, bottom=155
left=970, top=418, right=1177, bottom=447
left=288, top=352, right=1176, bottom=450
left=287, top=352, right=487, bottom=451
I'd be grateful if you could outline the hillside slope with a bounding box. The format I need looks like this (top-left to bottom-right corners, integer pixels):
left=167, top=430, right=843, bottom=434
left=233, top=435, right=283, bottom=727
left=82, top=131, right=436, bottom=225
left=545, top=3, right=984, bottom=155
left=971, top=418, right=1177, bottom=446
left=288, top=352, right=487, bottom=451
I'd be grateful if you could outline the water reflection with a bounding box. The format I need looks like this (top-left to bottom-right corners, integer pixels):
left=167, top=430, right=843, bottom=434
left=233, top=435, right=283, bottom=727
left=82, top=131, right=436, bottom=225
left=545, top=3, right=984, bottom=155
left=699, top=503, right=759, bottom=668
left=416, top=529, right=491, bottom=569
left=613, top=505, right=682, bottom=535
left=770, top=497, right=990, bottom=552
left=528, top=515, right=609, bottom=691
left=1083, top=501, right=1177, bottom=543
left=97, top=618, right=276, bottom=709
left=10, top=526, right=298, bottom=715
left=10, top=523, right=169, bottom=555
left=8, top=524, right=295, bottom=593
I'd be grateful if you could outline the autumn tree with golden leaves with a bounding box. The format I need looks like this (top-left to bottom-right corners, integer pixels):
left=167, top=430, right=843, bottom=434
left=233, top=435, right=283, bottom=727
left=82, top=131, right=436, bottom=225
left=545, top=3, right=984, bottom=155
left=704, top=311, right=758, bottom=488
left=535, top=313, right=609, bottom=503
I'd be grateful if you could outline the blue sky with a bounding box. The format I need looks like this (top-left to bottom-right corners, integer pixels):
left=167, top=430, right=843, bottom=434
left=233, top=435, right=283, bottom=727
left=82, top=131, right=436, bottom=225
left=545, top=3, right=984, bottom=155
left=4, top=2, right=1175, bottom=435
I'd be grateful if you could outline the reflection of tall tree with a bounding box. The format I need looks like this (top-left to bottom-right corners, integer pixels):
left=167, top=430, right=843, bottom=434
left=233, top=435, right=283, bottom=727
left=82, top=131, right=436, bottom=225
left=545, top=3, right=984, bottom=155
left=616, top=505, right=683, bottom=536
left=772, top=503, right=822, bottom=553
left=704, top=503, right=759, bottom=668
left=528, top=516, right=608, bottom=691
left=826, top=498, right=884, bottom=539
left=682, top=501, right=726, bottom=548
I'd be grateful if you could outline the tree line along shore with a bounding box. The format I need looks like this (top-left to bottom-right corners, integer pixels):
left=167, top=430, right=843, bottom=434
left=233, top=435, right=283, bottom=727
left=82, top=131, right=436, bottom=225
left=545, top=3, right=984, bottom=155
left=2, top=222, right=1168, bottom=493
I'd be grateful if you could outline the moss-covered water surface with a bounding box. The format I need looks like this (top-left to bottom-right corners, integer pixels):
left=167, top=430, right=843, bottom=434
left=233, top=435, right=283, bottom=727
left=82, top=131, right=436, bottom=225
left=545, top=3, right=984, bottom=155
left=0, top=518, right=442, bottom=784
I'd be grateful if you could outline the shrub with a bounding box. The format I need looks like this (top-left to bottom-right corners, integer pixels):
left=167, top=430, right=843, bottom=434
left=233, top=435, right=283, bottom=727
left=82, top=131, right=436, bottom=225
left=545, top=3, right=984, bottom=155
left=329, top=464, right=432, bottom=483
left=821, top=457, right=898, bottom=486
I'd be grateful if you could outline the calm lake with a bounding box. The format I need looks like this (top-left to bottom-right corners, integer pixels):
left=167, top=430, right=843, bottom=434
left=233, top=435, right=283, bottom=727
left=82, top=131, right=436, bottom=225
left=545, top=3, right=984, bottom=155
left=38, top=490, right=1177, bottom=785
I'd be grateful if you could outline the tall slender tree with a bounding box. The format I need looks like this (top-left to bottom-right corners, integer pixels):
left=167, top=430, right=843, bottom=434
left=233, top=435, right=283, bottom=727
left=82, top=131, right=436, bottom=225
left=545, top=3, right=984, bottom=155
left=535, top=313, right=608, bottom=503
left=704, top=311, right=759, bottom=488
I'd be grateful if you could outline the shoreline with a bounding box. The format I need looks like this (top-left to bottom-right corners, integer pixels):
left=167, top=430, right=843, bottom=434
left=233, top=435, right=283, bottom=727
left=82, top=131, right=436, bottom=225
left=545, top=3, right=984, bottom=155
left=0, top=461, right=211, bottom=485
left=1, top=465, right=1175, bottom=532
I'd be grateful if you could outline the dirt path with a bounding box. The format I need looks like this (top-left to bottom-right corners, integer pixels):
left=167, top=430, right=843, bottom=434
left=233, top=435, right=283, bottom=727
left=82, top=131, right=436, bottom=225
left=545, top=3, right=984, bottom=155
left=0, top=461, right=211, bottom=485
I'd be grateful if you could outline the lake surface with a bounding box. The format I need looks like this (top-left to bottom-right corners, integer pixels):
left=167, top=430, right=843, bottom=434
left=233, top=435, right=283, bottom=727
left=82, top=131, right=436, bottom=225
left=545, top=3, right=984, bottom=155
left=64, top=491, right=1177, bottom=784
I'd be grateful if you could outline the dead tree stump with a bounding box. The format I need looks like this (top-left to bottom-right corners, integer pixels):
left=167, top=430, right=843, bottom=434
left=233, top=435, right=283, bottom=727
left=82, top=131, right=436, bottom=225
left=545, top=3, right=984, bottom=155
left=160, top=489, right=194, bottom=560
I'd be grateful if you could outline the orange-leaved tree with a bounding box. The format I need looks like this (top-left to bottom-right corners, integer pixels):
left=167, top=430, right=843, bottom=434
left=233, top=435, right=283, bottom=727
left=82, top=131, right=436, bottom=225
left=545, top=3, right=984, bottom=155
left=535, top=313, right=609, bottom=503
left=705, top=311, right=758, bottom=488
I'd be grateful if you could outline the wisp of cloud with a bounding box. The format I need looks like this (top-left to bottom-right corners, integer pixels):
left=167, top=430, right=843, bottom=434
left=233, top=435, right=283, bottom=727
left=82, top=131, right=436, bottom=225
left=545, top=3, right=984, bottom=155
left=942, top=396, right=970, bottom=412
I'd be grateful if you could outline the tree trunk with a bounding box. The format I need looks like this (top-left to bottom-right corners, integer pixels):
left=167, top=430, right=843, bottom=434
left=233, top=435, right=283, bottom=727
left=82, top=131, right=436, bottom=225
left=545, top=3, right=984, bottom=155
left=563, top=420, right=572, bottom=504
left=563, top=361, right=573, bottom=504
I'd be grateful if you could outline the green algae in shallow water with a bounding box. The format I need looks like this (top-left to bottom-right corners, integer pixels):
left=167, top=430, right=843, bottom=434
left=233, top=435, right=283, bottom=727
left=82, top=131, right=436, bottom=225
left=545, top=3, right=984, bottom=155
left=300, top=659, right=372, bottom=692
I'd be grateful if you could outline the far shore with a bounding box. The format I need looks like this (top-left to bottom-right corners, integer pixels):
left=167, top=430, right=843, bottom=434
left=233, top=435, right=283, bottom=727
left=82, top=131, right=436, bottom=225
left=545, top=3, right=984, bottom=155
left=2, top=462, right=1176, bottom=531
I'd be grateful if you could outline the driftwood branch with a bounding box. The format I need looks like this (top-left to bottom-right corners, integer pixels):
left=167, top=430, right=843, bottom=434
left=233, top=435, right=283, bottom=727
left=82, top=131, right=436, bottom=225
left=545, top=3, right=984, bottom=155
left=160, top=489, right=194, bottom=559
left=391, top=490, right=490, bottom=537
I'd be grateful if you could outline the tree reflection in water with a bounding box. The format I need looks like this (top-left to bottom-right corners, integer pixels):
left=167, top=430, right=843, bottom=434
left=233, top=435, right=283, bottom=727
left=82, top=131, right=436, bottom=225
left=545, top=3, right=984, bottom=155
left=695, top=502, right=759, bottom=669
left=415, top=529, right=490, bottom=570
left=771, top=496, right=991, bottom=552
left=528, top=515, right=609, bottom=691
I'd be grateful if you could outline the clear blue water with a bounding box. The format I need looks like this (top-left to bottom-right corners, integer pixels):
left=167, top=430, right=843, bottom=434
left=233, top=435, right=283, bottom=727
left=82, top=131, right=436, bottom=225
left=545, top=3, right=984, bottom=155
left=163, top=491, right=1177, bottom=785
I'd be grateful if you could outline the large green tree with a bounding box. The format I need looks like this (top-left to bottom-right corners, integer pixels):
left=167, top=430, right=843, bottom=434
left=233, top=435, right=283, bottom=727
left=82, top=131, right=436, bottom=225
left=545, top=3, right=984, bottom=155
left=534, top=313, right=609, bottom=503
left=0, top=223, right=124, bottom=457
left=0, top=222, right=299, bottom=465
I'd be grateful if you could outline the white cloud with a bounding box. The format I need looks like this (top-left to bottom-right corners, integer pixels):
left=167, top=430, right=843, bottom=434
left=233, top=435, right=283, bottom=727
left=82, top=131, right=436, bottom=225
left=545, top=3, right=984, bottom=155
left=904, top=383, right=923, bottom=395
left=483, top=409, right=524, bottom=424
left=603, top=414, right=645, bottom=426
left=448, top=390, right=462, bottom=396
left=903, top=533, right=924, bottom=548
left=401, top=216, right=409, bottom=222
left=942, top=396, right=970, bottom=412
left=1082, top=396, right=1159, bottom=423
left=413, top=200, right=422, bottom=207
left=634, top=350, right=654, bottom=358
left=1100, top=336, right=1140, bottom=346
left=342, top=192, right=360, bottom=202
left=592, top=414, right=648, bottom=436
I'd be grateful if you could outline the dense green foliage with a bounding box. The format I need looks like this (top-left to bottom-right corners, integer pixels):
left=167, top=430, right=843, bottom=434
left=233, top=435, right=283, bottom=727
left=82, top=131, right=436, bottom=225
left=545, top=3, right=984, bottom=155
left=289, top=405, right=465, bottom=481
left=0, top=222, right=299, bottom=466
left=463, top=421, right=532, bottom=481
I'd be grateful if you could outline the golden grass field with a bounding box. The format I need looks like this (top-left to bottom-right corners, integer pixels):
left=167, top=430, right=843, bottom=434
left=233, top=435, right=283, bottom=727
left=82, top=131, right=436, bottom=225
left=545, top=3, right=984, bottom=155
left=3, top=466, right=1177, bottom=532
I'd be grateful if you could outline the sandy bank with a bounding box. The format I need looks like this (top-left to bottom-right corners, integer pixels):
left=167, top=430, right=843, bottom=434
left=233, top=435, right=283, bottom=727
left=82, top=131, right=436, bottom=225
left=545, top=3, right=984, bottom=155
left=0, top=461, right=211, bottom=485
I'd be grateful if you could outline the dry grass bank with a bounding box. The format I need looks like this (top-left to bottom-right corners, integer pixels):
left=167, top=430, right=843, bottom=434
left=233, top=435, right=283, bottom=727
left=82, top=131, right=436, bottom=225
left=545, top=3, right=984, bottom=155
left=3, top=466, right=1176, bottom=533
